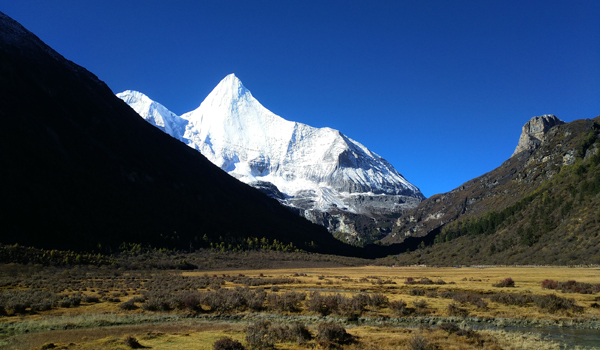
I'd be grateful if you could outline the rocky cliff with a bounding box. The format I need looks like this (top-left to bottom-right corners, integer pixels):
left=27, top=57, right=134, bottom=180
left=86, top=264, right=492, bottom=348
left=512, top=115, right=565, bottom=156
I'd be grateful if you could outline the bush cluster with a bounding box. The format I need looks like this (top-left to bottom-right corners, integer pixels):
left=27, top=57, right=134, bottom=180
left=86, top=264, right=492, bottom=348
left=439, top=323, right=460, bottom=333
left=316, top=321, right=353, bottom=348
left=406, top=333, right=430, bottom=350
left=246, top=320, right=312, bottom=349
left=123, top=335, right=143, bottom=349
left=532, top=294, right=583, bottom=313
left=213, top=337, right=246, bottom=350
left=489, top=292, right=583, bottom=313
left=409, top=288, right=426, bottom=296
left=135, top=287, right=267, bottom=313
left=405, top=277, right=446, bottom=285
left=389, top=299, right=411, bottom=316
left=541, top=279, right=600, bottom=294
left=452, top=292, right=488, bottom=309
left=488, top=292, right=532, bottom=306
left=0, top=289, right=90, bottom=314
left=307, top=292, right=387, bottom=317
left=266, top=291, right=306, bottom=312
left=492, top=277, right=515, bottom=288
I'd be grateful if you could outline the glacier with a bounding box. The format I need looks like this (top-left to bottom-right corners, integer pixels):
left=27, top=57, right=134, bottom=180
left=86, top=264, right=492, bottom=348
left=117, top=74, right=424, bottom=219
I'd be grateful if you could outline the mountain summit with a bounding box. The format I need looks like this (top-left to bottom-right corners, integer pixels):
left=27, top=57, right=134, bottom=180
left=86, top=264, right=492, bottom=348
left=118, top=74, right=424, bottom=220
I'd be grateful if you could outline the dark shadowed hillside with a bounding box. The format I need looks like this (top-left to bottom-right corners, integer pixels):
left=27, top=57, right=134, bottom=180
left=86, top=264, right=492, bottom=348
left=0, top=12, right=362, bottom=256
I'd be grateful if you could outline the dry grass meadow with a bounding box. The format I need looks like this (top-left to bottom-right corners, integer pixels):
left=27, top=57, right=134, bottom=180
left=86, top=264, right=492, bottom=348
left=2, top=265, right=599, bottom=350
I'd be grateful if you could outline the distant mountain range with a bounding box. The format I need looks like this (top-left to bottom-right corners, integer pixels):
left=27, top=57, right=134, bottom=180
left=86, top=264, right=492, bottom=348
left=117, top=75, right=424, bottom=244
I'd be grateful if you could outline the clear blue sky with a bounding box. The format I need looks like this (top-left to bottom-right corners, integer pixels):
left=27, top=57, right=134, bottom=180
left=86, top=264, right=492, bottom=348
left=4, top=1, right=599, bottom=197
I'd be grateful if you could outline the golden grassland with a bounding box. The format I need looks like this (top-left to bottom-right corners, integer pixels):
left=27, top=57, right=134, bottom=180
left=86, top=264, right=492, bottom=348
left=2, top=266, right=599, bottom=350
left=184, top=266, right=600, bottom=320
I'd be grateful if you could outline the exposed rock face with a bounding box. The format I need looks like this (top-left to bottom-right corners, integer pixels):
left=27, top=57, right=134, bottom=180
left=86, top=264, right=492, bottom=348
left=512, top=115, right=565, bottom=157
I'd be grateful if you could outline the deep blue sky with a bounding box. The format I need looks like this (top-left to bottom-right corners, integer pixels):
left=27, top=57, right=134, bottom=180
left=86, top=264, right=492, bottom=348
left=4, top=1, right=599, bottom=197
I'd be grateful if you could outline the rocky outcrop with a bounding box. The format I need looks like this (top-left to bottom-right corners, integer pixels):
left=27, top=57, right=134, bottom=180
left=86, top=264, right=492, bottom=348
left=512, top=115, right=565, bottom=157
left=300, top=208, right=396, bottom=246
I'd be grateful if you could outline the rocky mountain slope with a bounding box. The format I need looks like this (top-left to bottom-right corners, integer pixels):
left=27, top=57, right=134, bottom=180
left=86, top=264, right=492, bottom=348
left=0, top=11, right=361, bottom=256
left=382, top=114, right=600, bottom=265
left=118, top=75, right=424, bottom=245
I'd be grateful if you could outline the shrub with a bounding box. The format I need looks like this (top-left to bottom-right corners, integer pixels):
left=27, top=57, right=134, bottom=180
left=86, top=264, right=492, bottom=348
left=316, top=322, right=353, bottom=348
left=439, top=323, right=460, bottom=334
left=409, top=288, right=426, bottom=296
left=182, top=293, right=203, bottom=312
left=213, top=337, right=246, bottom=350
left=533, top=294, right=583, bottom=313
left=456, top=328, right=478, bottom=339
left=337, top=294, right=368, bottom=318
left=488, top=292, right=532, bottom=306
left=82, top=295, right=100, bottom=303
left=141, top=296, right=171, bottom=311
left=267, top=291, right=306, bottom=312
left=59, top=295, right=81, bottom=308
left=425, top=289, right=437, bottom=298
left=368, top=293, right=389, bottom=308
left=129, top=295, right=147, bottom=303
left=246, top=288, right=266, bottom=311
left=30, top=300, right=53, bottom=312
left=407, top=333, right=430, bottom=350
left=541, top=279, right=600, bottom=294
left=119, top=299, right=138, bottom=310
left=288, top=322, right=312, bottom=344
left=447, top=302, right=469, bottom=317
left=438, top=290, right=454, bottom=299
left=123, top=335, right=143, bottom=349
left=492, top=278, right=515, bottom=288
left=541, top=279, right=558, bottom=289
left=452, top=293, right=487, bottom=309
left=307, top=292, right=340, bottom=316
left=389, top=299, right=411, bottom=316
left=246, top=320, right=276, bottom=350
left=412, top=299, right=428, bottom=310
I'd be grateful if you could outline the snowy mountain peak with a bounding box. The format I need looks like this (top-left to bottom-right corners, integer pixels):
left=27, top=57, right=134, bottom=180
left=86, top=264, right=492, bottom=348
left=199, top=73, right=252, bottom=109
left=118, top=75, right=424, bottom=216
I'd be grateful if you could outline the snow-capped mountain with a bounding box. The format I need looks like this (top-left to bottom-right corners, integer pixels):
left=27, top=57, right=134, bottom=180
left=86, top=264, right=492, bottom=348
left=117, top=74, right=424, bottom=217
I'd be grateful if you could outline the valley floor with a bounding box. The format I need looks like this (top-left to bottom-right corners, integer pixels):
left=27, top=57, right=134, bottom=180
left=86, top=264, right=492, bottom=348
left=2, top=264, right=600, bottom=350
